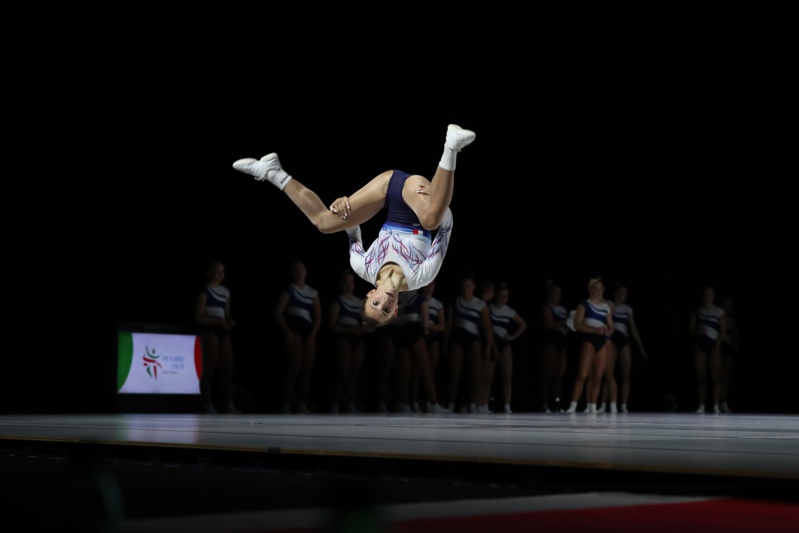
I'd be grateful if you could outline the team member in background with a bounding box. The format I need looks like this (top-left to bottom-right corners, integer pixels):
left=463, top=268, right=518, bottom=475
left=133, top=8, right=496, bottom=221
left=566, top=277, right=613, bottom=414
left=275, top=259, right=321, bottom=414
left=328, top=268, right=366, bottom=414
left=599, top=283, right=648, bottom=413
left=194, top=259, right=240, bottom=415
left=690, top=285, right=726, bottom=414
left=539, top=280, right=569, bottom=413
left=489, top=282, right=527, bottom=414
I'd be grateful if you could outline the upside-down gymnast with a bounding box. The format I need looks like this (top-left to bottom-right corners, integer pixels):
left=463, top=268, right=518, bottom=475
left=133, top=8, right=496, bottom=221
left=233, top=123, right=476, bottom=331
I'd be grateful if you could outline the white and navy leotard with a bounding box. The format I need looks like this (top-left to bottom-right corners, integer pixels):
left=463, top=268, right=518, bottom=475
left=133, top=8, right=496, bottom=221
left=611, top=302, right=633, bottom=349
left=450, top=295, right=486, bottom=348
left=490, top=303, right=518, bottom=352
left=693, top=304, right=724, bottom=355
left=348, top=170, right=453, bottom=291
left=578, top=298, right=611, bottom=352
left=425, top=295, right=444, bottom=346
left=332, top=294, right=364, bottom=348
left=198, top=283, right=230, bottom=340
left=283, top=283, right=318, bottom=339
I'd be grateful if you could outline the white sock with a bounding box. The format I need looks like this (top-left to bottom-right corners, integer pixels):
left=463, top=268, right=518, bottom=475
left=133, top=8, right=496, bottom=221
left=610, top=403, right=618, bottom=413
left=566, top=401, right=578, bottom=413
left=270, top=169, right=292, bottom=190
left=439, top=147, right=457, bottom=171
left=589, top=403, right=597, bottom=413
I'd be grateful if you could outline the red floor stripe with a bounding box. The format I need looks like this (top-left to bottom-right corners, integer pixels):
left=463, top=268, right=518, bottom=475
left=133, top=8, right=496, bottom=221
left=393, top=499, right=799, bottom=533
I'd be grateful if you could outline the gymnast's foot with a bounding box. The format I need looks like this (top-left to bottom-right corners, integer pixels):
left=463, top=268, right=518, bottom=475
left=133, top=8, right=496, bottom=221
left=445, top=124, right=476, bottom=152
left=233, top=152, right=293, bottom=190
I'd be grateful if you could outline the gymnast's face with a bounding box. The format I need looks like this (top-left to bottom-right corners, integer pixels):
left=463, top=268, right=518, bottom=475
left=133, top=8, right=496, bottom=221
left=207, top=261, right=225, bottom=286
left=588, top=281, right=605, bottom=300
left=615, top=286, right=628, bottom=303
left=703, top=287, right=715, bottom=306
left=364, top=287, right=399, bottom=325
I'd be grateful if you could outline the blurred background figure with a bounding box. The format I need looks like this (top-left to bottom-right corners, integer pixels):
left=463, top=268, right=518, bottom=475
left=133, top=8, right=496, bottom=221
left=488, top=281, right=527, bottom=414
left=539, top=280, right=569, bottom=413
left=275, top=259, right=321, bottom=414
left=421, top=281, right=446, bottom=409
left=600, top=282, right=648, bottom=414
left=689, top=285, right=726, bottom=414
left=445, top=271, right=494, bottom=413
left=328, top=268, right=366, bottom=414
left=719, top=296, right=739, bottom=413
left=194, top=259, right=240, bottom=414
left=395, top=289, right=450, bottom=413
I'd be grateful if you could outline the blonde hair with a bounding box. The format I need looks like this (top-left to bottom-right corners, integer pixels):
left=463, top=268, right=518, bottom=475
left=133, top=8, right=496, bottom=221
left=588, top=277, right=603, bottom=289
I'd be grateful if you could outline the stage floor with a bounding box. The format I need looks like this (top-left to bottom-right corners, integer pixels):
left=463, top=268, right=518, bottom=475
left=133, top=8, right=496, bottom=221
left=2, top=412, right=798, bottom=532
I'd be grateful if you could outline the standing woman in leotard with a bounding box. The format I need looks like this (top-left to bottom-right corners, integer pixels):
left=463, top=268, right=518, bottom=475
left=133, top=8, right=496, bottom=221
left=689, top=285, right=726, bottom=414
left=565, top=277, right=613, bottom=414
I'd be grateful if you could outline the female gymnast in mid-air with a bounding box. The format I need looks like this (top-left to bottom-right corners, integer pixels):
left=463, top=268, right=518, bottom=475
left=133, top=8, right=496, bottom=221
left=233, top=123, right=476, bottom=331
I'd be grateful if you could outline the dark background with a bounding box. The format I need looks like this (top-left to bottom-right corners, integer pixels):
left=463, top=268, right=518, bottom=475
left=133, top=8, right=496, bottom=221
left=9, top=5, right=792, bottom=415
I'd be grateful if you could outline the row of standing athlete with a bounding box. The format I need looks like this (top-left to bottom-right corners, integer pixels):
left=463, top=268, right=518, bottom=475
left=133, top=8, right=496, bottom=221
left=194, top=257, right=701, bottom=415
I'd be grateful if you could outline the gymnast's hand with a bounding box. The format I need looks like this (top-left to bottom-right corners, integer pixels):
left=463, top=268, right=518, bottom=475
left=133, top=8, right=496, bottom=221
left=415, top=184, right=430, bottom=196
left=329, top=197, right=351, bottom=220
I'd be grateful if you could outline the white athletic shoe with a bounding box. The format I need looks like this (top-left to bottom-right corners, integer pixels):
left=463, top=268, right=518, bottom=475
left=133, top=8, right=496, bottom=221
left=395, top=402, right=411, bottom=414
left=596, top=404, right=606, bottom=414
left=695, top=405, right=705, bottom=414
left=445, top=124, right=476, bottom=152
left=232, top=152, right=293, bottom=190
left=431, top=403, right=452, bottom=414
